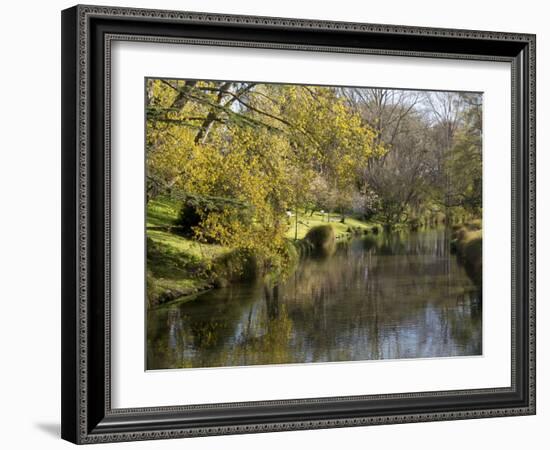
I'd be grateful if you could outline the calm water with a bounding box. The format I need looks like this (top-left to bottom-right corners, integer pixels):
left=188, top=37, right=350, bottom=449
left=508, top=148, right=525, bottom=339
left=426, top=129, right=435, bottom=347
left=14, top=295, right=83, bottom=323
left=147, top=228, right=481, bottom=370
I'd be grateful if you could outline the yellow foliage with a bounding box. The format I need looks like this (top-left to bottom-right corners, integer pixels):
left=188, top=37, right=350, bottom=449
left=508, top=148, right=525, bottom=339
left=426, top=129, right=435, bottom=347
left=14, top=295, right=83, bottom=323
left=146, top=79, right=385, bottom=267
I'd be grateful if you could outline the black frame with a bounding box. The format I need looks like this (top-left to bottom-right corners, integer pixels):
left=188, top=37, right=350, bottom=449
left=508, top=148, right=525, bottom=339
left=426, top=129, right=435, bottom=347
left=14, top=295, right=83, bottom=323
left=61, top=4, right=536, bottom=444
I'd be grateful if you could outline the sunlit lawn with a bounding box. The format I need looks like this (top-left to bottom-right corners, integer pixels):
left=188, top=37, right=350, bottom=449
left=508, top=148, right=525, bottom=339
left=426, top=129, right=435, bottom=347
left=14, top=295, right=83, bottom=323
left=284, top=210, right=377, bottom=240
left=147, top=198, right=377, bottom=260
left=146, top=197, right=179, bottom=227
left=147, top=229, right=228, bottom=260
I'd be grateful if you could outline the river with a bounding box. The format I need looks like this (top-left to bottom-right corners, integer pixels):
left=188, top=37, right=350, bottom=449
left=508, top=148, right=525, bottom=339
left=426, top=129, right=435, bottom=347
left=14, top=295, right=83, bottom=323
left=147, top=228, right=482, bottom=370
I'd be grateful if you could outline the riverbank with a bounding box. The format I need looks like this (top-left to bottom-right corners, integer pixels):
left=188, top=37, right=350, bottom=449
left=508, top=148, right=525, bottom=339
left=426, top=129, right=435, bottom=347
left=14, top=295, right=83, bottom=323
left=451, top=219, right=482, bottom=289
left=284, top=209, right=381, bottom=240
left=146, top=198, right=381, bottom=307
left=148, top=227, right=482, bottom=369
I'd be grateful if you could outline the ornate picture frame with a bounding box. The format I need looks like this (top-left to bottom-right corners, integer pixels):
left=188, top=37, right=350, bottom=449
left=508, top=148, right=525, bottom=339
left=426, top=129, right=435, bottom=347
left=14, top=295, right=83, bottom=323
left=61, top=4, right=536, bottom=444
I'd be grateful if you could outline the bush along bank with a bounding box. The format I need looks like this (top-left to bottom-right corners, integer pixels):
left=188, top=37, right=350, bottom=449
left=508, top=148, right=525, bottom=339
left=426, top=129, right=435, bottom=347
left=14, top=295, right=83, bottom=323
left=451, top=220, right=482, bottom=290
left=209, top=244, right=296, bottom=288
left=303, top=225, right=336, bottom=257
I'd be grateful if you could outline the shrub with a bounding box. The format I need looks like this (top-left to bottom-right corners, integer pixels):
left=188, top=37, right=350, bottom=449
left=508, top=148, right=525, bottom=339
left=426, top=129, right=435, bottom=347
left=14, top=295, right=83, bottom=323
left=174, top=194, right=251, bottom=241
left=460, top=230, right=482, bottom=288
left=304, top=225, right=336, bottom=257
left=451, top=222, right=482, bottom=289
left=211, top=248, right=265, bottom=287
left=175, top=202, right=202, bottom=237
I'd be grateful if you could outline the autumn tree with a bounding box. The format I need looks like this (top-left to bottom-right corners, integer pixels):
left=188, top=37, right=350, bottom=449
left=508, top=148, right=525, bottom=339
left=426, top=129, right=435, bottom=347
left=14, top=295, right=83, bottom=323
left=145, top=79, right=383, bottom=263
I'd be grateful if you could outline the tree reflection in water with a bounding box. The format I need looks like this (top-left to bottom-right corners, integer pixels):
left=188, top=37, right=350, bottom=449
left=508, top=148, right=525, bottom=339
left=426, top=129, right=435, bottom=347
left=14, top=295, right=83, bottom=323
left=147, top=228, right=481, bottom=370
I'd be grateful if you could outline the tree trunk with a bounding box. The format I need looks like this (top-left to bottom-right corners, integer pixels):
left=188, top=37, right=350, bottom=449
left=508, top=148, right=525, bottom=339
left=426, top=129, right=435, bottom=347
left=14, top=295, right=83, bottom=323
left=294, top=206, right=299, bottom=241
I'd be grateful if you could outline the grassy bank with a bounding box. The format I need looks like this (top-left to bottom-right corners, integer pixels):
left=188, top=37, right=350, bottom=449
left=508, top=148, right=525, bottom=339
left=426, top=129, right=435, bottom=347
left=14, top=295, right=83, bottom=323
left=147, top=198, right=288, bottom=306
left=146, top=238, right=214, bottom=306
left=146, top=199, right=380, bottom=307
left=284, top=210, right=381, bottom=240
left=146, top=198, right=228, bottom=307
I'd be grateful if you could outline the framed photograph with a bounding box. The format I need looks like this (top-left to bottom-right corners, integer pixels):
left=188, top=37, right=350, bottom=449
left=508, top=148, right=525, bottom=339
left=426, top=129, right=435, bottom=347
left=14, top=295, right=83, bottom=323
left=61, top=4, right=536, bottom=444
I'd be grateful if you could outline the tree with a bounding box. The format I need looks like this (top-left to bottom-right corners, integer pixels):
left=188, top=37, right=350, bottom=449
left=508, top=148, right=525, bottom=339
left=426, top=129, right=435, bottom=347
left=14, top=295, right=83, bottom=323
left=145, top=79, right=383, bottom=265
left=444, top=94, right=482, bottom=214
left=421, top=91, right=464, bottom=214
left=343, top=88, right=427, bottom=229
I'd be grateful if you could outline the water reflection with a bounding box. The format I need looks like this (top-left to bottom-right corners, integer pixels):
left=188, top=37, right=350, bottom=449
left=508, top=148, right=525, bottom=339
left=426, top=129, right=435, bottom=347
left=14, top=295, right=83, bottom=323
left=147, top=229, right=481, bottom=369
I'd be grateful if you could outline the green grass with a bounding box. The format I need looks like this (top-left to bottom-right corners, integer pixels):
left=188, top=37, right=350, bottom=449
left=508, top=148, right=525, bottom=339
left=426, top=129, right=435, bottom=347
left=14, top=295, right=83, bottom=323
left=146, top=199, right=378, bottom=306
left=146, top=237, right=213, bottom=307
left=147, top=272, right=206, bottom=302
left=147, top=229, right=228, bottom=260
left=148, top=198, right=377, bottom=243
left=147, top=198, right=229, bottom=260
left=146, top=197, right=179, bottom=227
left=284, top=210, right=378, bottom=240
